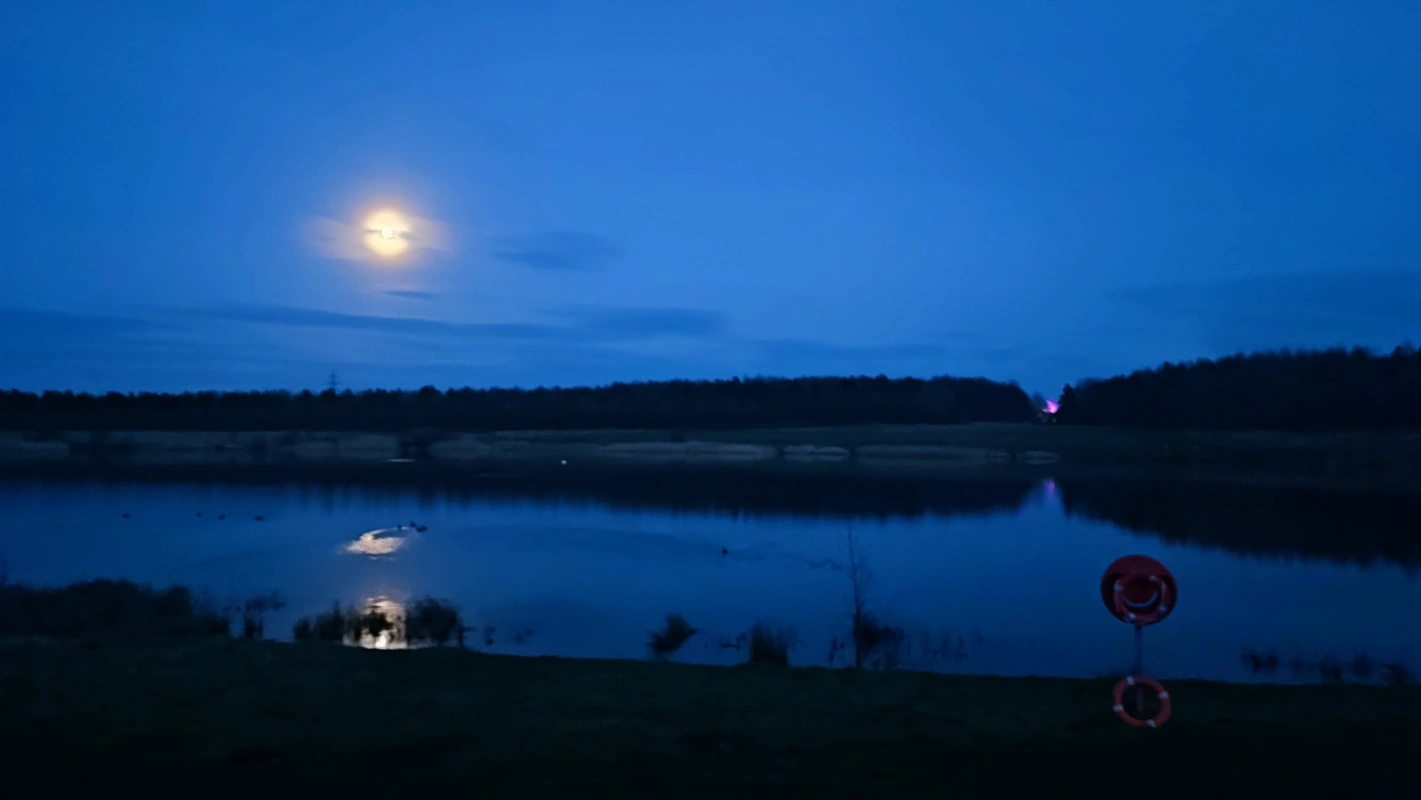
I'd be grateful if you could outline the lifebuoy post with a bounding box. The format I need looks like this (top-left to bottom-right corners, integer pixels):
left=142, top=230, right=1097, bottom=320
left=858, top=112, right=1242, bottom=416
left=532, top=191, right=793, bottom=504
left=1101, top=555, right=1177, bottom=728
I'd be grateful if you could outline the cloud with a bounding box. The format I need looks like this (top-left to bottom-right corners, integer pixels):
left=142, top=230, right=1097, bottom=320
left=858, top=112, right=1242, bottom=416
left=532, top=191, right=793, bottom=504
left=0, top=308, right=314, bottom=391
left=752, top=338, right=1018, bottom=363
left=1, top=304, right=1023, bottom=393
left=1113, top=269, right=1421, bottom=354
left=187, top=305, right=566, bottom=342
left=180, top=303, right=727, bottom=345
left=381, top=290, right=438, bottom=301
left=490, top=232, right=620, bottom=271
left=0, top=308, right=166, bottom=339
left=0, top=308, right=185, bottom=367
left=557, top=306, right=727, bottom=339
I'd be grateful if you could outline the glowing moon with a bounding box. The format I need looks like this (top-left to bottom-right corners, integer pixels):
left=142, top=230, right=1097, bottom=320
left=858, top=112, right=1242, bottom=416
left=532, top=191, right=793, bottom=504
left=302, top=203, right=452, bottom=265
left=363, top=210, right=411, bottom=258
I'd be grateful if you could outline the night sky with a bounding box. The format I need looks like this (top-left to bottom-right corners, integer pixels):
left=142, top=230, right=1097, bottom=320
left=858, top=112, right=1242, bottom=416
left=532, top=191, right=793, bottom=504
left=5, top=1, right=1418, bottom=396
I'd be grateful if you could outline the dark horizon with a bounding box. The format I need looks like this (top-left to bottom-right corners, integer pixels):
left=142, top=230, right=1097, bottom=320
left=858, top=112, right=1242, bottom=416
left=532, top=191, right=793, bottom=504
left=4, top=339, right=1419, bottom=400
left=5, top=343, right=1421, bottom=432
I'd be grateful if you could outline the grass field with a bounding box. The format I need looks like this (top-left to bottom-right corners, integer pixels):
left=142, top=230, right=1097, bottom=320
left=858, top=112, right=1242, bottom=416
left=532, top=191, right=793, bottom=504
left=5, top=422, right=1421, bottom=470
left=3, top=638, right=1418, bottom=798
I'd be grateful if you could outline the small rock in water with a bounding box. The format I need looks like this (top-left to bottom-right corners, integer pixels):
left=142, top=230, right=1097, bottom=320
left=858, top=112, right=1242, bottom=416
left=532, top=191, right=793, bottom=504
left=253, top=515, right=265, bottom=522
left=121, top=513, right=130, bottom=519
left=218, top=514, right=225, bottom=520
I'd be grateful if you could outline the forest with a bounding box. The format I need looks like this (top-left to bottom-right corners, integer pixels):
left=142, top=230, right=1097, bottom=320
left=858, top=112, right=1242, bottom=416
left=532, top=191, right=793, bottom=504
left=1054, top=344, right=1421, bottom=430
left=0, top=375, right=1033, bottom=432
left=3, top=345, right=1420, bottom=432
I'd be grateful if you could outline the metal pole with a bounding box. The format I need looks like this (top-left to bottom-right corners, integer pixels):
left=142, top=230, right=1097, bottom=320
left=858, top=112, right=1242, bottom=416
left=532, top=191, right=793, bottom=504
left=1132, top=624, right=1146, bottom=717
left=1131, top=624, right=1144, bottom=674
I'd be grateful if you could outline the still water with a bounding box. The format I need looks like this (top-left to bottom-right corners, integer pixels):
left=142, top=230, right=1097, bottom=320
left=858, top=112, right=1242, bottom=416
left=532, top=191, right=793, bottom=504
left=2, top=466, right=1418, bottom=683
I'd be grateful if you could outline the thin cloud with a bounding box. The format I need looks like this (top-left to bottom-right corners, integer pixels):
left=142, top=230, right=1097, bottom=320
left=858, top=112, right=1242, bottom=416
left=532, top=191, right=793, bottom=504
left=0, top=308, right=167, bottom=338
left=751, top=339, right=1019, bottom=363
left=189, top=305, right=566, bottom=342
left=491, top=232, right=620, bottom=271
left=381, top=290, right=439, bottom=301
left=556, top=306, right=727, bottom=339
left=179, top=303, right=727, bottom=345
left=1113, top=269, right=1421, bottom=354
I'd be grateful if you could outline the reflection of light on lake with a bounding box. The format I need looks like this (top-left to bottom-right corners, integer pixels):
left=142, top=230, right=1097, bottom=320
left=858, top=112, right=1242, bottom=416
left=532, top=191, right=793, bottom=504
left=344, top=527, right=412, bottom=556
left=353, top=597, right=407, bottom=650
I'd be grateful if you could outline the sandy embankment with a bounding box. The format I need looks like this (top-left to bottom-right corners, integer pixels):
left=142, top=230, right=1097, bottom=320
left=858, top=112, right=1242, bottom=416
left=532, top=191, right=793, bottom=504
left=597, top=441, right=779, bottom=462
left=852, top=444, right=1015, bottom=467
left=782, top=444, right=851, bottom=463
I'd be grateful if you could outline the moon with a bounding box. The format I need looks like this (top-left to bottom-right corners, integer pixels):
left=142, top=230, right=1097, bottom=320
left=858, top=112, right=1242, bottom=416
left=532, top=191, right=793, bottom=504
left=363, top=209, right=411, bottom=259
left=302, top=204, right=453, bottom=265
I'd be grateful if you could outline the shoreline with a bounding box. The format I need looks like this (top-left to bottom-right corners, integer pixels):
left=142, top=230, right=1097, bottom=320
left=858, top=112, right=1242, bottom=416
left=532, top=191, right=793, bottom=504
left=4, top=422, right=1420, bottom=469
left=3, top=638, right=1417, bottom=796
left=4, top=423, right=1421, bottom=497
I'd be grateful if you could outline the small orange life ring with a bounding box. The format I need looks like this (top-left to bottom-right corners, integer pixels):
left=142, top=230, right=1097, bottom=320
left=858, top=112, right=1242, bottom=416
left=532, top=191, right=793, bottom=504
left=1112, top=675, right=1171, bottom=728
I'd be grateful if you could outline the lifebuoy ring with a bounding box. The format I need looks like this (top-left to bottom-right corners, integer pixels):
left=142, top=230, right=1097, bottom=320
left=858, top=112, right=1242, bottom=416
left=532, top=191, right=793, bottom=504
left=1101, top=555, right=1177, bottom=626
left=1112, top=675, right=1171, bottom=728
left=1112, top=574, right=1174, bottom=626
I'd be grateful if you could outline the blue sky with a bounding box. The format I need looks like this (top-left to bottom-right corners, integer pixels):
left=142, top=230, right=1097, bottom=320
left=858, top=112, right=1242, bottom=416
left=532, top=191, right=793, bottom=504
left=4, top=0, right=1418, bottom=395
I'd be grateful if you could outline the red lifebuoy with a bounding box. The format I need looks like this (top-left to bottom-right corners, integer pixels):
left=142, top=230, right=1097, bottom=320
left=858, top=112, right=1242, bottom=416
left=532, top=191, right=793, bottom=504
left=1101, top=555, right=1176, bottom=626
left=1112, top=675, right=1171, bottom=728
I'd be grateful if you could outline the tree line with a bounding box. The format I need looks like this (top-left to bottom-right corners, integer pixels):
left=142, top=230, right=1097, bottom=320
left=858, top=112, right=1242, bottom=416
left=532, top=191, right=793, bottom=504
left=1053, top=344, right=1421, bottom=430
left=6, top=344, right=1421, bottom=433
left=0, top=375, right=1035, bottom=432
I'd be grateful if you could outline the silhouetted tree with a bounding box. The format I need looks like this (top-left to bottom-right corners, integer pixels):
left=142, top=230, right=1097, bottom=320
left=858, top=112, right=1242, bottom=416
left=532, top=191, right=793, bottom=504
left=1055, top=385, right=1081, bottom=424
left=0, top=375, right=1036, bottom=432
left=1061, top=345, right=1421, bottom=430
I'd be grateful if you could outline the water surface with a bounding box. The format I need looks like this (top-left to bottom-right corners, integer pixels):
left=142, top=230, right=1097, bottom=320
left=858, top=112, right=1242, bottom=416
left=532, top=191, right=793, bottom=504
left=2, top=466, right=1416, bottom=683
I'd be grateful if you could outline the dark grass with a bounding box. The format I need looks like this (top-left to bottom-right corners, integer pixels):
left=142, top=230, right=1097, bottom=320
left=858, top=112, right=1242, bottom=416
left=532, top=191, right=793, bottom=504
left=1, top=639, right=1417, bottom=798
left=0, top=578, right=231, bottom=640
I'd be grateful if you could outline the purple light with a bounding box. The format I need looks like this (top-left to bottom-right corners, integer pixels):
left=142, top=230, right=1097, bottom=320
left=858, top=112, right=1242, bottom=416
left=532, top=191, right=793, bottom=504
left=1044, top=399, right=1060, bottom=414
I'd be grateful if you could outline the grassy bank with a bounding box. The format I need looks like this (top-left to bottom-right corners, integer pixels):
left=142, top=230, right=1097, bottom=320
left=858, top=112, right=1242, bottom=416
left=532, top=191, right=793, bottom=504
left=6, top=422, right=1421, bottom=475
left=2, top=639, right=1417, bottom=798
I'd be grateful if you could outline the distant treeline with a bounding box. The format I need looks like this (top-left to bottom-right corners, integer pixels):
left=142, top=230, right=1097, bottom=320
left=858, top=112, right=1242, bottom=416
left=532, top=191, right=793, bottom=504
left=0, top=376, right=1034, bottom=432
left=7, top=344, right=1421, bottom=433
left=1055, top=345, right=1421, bottom=430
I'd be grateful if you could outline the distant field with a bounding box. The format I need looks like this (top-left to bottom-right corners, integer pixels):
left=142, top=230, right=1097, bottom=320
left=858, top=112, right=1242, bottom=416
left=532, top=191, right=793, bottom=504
left=2, top=639, right=1415, bottom=797
left=3, top=424, right=1420, bottom=480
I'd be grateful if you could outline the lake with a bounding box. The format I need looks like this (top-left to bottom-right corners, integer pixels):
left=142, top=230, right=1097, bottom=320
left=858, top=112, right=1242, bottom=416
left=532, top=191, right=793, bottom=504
left=2, top=462, right=1418, bottom=683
